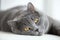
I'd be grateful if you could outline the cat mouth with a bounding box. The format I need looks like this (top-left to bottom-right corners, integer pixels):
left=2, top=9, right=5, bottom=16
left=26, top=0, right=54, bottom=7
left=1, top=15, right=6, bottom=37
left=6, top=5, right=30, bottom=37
left=28, top=31, right=42, bottom=36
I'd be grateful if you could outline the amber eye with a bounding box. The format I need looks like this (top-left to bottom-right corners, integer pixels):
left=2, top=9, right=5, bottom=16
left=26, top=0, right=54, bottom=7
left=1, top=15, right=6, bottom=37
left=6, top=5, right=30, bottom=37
left=24, top=27, right=30, bottom=31
left=34, top=18, right=39, bottom=23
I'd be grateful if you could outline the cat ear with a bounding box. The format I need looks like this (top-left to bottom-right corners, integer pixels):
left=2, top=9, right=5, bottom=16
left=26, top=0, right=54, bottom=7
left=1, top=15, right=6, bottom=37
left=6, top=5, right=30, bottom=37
left=27, top=2, right=35, bottom=13
left=7, top=20, right=16, bottom=27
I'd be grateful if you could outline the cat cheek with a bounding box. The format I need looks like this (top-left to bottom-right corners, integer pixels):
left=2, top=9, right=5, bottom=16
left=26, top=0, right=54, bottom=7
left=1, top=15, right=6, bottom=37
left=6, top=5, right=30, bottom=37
left=11, top=27, right=20, bottom=33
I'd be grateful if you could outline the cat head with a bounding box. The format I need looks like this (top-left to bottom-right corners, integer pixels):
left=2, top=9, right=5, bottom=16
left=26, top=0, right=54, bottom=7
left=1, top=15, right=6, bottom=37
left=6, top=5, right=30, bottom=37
left=7, top=2, right=48, bottom=36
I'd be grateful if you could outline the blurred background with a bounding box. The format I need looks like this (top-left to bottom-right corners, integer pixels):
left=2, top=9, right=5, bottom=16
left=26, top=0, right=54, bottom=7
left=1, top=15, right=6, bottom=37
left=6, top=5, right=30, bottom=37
left=0, top=0, right=60, bottom=21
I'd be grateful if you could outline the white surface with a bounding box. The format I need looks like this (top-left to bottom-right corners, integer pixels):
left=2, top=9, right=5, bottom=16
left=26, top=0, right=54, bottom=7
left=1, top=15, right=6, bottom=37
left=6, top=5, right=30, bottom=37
left=0, top=32, right=60, bottom=40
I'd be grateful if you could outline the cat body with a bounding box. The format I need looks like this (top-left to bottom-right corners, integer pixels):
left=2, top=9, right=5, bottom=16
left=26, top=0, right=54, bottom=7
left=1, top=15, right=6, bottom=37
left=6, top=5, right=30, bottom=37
left=0, top=2, right=60, bottom=36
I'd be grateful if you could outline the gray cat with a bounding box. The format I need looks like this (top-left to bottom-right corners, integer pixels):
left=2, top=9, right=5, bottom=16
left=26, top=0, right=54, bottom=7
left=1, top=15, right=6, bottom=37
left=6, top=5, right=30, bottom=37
left=0, top=2, right=60, bottom=36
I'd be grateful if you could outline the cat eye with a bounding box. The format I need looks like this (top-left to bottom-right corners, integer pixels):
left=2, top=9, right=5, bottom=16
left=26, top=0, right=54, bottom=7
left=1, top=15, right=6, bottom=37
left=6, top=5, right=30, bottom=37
left=34, top=18, right=39, bottom=23
left=24, top=27, right=31, bottom=31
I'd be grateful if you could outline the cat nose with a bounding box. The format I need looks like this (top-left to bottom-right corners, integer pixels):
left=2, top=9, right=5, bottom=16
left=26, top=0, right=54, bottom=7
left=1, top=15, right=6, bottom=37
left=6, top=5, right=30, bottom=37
left=35, top=29, right=38, bottom=31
